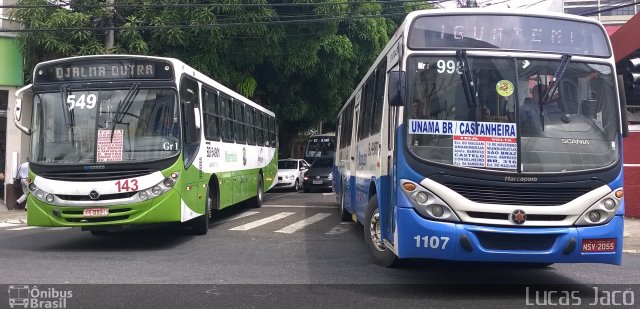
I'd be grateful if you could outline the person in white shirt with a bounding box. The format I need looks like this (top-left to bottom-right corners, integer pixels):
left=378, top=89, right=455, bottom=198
left=16, top=159, right=29, bottom=209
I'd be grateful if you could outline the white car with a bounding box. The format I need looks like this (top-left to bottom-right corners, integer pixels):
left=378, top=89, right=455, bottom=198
left=275, top=159, right=310, bottom=191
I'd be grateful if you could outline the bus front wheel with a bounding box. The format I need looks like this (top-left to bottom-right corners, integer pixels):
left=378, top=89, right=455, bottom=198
left=192, top=189, right=212, bottom=235
left=364, top=194, right=398, bottom=267
left=340, top=188, right=351, bottom=221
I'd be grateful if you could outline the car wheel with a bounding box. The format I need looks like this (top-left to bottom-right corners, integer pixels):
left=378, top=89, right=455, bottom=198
left=293, top=179, right=299, bottom=192
left=364, top=194, right=398, bottom=267
left=90, top=231, right=109, bottom=236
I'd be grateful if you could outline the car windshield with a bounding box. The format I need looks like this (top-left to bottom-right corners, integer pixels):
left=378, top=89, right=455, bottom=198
left=407, top=56, right=619, bottom=173
left=311, top=157, right=333, bottom=168
left=30, top=88, right=180, bottom=164
left=278, top=161, right=298, bottom=169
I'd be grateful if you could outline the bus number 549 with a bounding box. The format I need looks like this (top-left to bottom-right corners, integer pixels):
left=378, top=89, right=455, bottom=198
left=414, top=235, right=450, bottom=249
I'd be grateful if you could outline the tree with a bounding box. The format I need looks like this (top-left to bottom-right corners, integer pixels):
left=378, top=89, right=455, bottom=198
left=9, top=0, right=431, bottom=155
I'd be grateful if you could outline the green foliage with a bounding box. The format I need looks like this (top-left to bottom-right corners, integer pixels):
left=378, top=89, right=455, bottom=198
left=11, top=0, right=430, bottom=142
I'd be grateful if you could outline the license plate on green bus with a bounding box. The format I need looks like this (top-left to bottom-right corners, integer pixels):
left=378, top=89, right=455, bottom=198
left=83, top=208, right=109, bottom=217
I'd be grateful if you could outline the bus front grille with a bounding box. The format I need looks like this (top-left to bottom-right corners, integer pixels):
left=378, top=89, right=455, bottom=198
left=466, top=211, right=566, bottom=221
left=444, top=183, right=592, bottom=206
left=57, top=192, right=137, bottom=201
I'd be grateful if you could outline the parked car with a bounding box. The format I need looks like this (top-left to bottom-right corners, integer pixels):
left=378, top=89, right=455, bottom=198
left=302, top=157, right=334, bottom=193
left=275, top=159, right=310, bottom=191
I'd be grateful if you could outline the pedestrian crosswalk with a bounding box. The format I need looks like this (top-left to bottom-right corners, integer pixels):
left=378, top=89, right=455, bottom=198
left=0, top=209, right=358, bottom=235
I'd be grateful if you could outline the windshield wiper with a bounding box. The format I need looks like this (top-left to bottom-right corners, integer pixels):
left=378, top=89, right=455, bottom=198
left=59, top=84, right=76, bottom=145
left=59, top=84, right=75, bottom=127
left=539, top=54, right=572, bottom=131
left=110, top=83, right=140, bottom=142
left=456, top=50, right=479, bottom=121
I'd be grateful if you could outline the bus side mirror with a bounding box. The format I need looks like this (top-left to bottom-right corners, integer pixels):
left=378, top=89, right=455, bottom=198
left=618, top=75, right=629, bottom=138
left=388, top=71, right=406, bottom=107
left=14, top=84, right=32, bottom=135
left=15, top=98, right=22, bottom=121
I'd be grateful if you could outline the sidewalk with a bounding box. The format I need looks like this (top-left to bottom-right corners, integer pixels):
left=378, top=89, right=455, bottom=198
left=1, top=200, right=639, bottom=253
left=0, top=199, right=28, bottom=221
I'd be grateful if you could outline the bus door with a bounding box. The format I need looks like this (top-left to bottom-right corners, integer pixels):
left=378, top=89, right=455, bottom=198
left=383, top=67, right=400, bottom=242
left=179, top=76, right=204, bottom=215
left=347, top=92, right=362, bottom=215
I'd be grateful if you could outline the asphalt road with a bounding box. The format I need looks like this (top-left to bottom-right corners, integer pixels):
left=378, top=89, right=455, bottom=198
left=1, top=190, right=639, bottom=308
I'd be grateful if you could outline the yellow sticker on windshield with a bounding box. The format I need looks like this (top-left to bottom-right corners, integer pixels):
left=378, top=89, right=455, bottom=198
left=496, top=80, right=514, bottom=97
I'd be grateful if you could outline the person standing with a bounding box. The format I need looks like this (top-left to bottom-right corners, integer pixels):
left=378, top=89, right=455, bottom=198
left=16, top=159, right=29, bottom=210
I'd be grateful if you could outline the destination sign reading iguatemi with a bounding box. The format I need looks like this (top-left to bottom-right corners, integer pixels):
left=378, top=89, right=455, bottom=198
left=409, top=15, right=610, bottom=57
left=35, top=59, right=174, bottom=83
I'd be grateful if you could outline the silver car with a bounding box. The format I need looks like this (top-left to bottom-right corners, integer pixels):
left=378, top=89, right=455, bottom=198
left=275, top=159, right=310, bottom=191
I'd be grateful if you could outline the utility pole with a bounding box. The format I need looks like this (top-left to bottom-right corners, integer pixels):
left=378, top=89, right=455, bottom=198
left=105, top=0, right=115, bottom=53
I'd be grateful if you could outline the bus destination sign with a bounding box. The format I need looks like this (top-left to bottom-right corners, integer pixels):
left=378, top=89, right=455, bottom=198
left=409, top=15, right=610, bottom=57
left=35, top=59, right=174, bottom=83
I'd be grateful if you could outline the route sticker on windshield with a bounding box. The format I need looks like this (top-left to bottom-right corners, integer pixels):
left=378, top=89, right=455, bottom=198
left=409, top=120, right=517, bottom=169
left=97, top=129, right=124, bottom=162
left=496, top=80, right=514, bottom=97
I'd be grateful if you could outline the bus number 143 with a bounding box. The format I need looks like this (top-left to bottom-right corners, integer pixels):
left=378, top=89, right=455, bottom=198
left=115, top=179, right=139, bottom=192
left=414, top=235, right=450, bottom=249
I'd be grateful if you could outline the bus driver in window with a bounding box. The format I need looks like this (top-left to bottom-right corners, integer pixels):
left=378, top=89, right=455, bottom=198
left=519, top=84, right=562, bottom=133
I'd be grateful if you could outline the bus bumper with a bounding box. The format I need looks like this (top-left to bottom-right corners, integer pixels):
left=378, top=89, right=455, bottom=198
left=26, top=188, right=192, bottom=227
left=394, top=207, right=623, bottom=265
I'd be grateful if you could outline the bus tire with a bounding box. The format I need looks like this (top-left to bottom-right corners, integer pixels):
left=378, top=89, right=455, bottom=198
left=340, top=188, right=351, bottom=221
left=364, top=194, right=398, bottom=267
left=252, top=174, right=264, bottom=208
left=192, top=190, right=212, bottom=235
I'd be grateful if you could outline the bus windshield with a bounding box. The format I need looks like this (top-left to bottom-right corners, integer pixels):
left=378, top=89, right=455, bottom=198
left=407, top=56, right=619, bottom=173
left=30, top=88, right=180, bottom=164
left=305, top=136, right=335, bottom=159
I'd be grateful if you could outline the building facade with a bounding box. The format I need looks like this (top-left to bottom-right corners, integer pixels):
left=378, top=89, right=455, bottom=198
left=0, top=0, right=27, bottom=207
left=564, top=0, right=640, bottom=33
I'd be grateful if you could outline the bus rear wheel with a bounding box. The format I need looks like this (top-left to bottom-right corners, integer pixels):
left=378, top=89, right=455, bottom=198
left=364, top=194, right=398, bottom=267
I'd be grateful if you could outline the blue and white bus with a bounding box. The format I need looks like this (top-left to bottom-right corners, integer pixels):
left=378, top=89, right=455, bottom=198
left=334, top=9, right=626, bottom=266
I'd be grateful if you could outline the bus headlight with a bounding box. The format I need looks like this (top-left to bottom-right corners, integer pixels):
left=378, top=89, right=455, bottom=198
left=138, top=172, right=180, bottom=201
left=401, top=179, right=459, bottom=222
left=163, top=178, right=175, bottom=187
left=27, top=183, right=57, bottom=204
left=575, top=187, right=622, bottom=226
left=152, top=185, right=163, bottom=195
left=139, top=191, right=149, bottom=200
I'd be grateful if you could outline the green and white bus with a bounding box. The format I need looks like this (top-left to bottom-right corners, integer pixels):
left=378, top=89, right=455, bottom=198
left=14, top=55, right=278, bottom=235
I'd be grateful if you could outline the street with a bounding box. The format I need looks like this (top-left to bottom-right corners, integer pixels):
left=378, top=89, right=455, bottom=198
left=1, top=190, right=640, bottom=307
